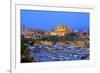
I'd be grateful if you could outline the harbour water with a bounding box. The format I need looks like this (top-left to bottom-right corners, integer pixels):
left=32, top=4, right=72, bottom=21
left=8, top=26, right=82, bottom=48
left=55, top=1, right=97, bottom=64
left=28, top=44, right=89, bottom=62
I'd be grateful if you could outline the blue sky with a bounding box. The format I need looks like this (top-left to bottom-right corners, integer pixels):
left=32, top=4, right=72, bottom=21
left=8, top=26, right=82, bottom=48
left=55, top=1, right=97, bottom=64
left=21, top=9, right=90, bottom=31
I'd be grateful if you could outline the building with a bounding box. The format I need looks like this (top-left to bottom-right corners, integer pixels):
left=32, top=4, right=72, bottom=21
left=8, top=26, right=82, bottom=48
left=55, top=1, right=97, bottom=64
left=21, top=29, right=44, bottom=39
left=50, top=25, right=71, bottom=36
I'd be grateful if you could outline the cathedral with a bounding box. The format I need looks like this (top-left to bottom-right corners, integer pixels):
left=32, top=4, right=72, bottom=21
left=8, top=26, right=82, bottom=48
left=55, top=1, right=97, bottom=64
left=50, top=25, right=71, bottom=36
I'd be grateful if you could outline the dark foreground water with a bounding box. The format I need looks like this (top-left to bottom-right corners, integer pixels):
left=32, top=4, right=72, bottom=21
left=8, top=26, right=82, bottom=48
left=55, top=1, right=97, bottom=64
left=28, top=45, right=89, bottom=62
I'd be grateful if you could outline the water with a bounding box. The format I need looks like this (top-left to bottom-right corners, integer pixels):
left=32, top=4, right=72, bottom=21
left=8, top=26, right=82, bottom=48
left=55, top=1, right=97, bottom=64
left=32, top=52, right=57, bottom=62
left=28, top=45, right=89, bottom=62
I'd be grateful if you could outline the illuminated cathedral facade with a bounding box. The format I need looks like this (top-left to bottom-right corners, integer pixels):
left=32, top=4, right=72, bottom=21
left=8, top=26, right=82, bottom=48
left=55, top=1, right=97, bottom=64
left=50, top=25, right=71, bottom=36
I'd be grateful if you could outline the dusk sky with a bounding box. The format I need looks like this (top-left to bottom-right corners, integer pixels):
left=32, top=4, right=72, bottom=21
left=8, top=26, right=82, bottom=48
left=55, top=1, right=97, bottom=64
left=21, top=9, right=90, bottom=31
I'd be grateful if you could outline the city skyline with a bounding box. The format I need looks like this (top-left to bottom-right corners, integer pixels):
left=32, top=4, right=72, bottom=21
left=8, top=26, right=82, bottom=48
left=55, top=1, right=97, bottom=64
left=21, top=9, right=90, bottom=32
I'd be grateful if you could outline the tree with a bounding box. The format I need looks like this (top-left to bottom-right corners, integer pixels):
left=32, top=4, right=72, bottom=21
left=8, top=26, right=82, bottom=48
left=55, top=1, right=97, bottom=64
left=47, top=35, right=58, bottom=45
left=64, top=32, right=78, bottom=41
left=21, top=38, right=36, bottom=62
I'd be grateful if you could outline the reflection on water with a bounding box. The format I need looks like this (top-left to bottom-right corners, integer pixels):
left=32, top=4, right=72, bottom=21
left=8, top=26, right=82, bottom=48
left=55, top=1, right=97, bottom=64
left=28, top=44, right=89, bottom=62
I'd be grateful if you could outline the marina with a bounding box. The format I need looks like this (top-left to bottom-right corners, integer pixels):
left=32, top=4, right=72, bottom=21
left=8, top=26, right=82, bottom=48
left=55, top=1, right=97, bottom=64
left=28, top=45, right=89, bottom=62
